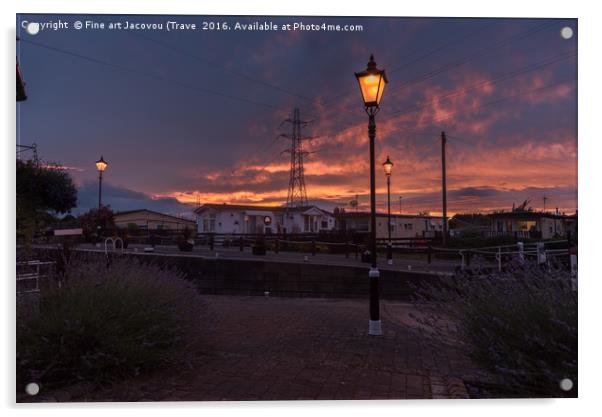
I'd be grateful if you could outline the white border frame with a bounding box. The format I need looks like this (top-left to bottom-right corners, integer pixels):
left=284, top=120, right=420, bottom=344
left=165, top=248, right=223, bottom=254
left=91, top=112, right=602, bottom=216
left=3, top=1, right=599, bottom=416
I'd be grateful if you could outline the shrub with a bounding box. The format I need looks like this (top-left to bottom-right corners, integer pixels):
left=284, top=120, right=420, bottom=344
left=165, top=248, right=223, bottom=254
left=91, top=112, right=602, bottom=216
left=411, top=259, right=577, bottom=398
left=17, top=255, right=206, bottom=390
left=176, top=226, right=195, bottom=251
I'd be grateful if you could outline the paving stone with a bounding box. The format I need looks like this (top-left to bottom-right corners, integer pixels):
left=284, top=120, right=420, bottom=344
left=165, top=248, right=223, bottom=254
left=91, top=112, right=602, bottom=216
left=66, top=295, right=477, bottom=402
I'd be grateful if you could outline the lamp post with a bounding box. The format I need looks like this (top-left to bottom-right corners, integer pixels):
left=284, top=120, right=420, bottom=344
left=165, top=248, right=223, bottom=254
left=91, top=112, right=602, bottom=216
left=383, top=156, right=393, bottom=265
left=355, top=54, right=388, bottom=336
left=95, top=156, right=108, bottom=240
left=95, top=156, right=108, bottom=210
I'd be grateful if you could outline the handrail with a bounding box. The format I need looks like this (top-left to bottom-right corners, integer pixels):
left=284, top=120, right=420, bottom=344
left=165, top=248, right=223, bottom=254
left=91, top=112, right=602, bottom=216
left=104, top=237, right=125, bottom=254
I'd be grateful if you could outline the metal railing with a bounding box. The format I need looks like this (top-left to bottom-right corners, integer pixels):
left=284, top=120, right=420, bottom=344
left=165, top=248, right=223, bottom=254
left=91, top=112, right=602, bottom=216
left=16, top=260, right=55, bottom=294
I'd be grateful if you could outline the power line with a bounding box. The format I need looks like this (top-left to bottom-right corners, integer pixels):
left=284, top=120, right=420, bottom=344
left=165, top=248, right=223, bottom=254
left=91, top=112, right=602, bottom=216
left=323, top=19, right=565, bottom=117
left=19, top=38, right=288, bottom=113
left=320, top=20, right=494, bottom=106
left=390, top=77, right=575, bottom=159
left=427, top=76, right=575, bottom=126
left=318, top=51, right=575, bottom=147
left=385, top=20, right=561, bottom=96
left=128, top=21, right=500, bottom=125
left=312, top=75, right=575, bottom=162
left=388, top=49, right=576, bottom=118
left=125, top=31, right=317, bottom=107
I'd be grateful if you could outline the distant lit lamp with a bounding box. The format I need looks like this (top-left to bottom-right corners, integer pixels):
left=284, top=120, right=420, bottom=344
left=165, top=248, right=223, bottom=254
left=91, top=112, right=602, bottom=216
left=383, top=156, right=394, bottom=265
left=355, top=54, right=388, bottom=336
left=95, top=156, right=108, bottom=211
left=383, top=156, right=393, bottom=177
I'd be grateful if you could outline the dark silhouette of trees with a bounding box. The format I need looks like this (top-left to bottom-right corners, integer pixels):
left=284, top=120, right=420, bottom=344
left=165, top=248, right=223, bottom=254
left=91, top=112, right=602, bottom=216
left=17, top=159, right=77, bottom=241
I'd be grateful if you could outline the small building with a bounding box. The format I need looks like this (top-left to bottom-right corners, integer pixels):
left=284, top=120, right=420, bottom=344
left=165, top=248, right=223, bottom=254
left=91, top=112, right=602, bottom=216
left=449, top=214, right=491, bottom=237
left=336, top=212, right=444, bottom=239
left=194, top=204, right=335, bottom=234
left=488, top=211, right=577, bottom=240
left=114, top=209, right=196, bottom=232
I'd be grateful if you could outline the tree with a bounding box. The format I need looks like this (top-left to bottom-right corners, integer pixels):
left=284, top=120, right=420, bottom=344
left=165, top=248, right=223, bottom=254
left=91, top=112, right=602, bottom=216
left=78, top=206, right=116, bottom=241
left=513, top=199, right=533, bottom=212
left=17, top=159, right=77, bottom=241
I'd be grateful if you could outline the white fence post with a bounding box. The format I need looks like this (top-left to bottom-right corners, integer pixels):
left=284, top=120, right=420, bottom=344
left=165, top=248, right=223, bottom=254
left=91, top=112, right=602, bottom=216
left=517, top=242, right=524, bottom=262
left=537, top=242, right=546, bottom=265
left=497, top=247, right=502, bottom=271
left=570, top=251, right=578, bottom=291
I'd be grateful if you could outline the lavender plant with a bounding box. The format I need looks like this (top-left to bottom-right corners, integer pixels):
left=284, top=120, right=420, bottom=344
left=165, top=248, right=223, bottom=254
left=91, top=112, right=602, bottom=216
left=17, top=254, right=207, bottom=390
left=411, top=258, right=577, bottom=398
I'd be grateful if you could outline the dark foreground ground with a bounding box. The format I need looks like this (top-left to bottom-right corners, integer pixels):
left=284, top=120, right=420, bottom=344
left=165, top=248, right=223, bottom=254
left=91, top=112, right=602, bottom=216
left=31, top=295, right=476, bottom=402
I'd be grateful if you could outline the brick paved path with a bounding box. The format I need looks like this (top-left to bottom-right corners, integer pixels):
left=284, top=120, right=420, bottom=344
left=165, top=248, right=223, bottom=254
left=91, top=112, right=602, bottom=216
left=76, top=295, right=474, bottom=402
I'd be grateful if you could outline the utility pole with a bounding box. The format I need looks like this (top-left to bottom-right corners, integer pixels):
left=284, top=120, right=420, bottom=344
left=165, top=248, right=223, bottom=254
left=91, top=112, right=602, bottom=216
left=399, top=196, right=402, bottom=214
left=441, top=131, right=448, bottom=246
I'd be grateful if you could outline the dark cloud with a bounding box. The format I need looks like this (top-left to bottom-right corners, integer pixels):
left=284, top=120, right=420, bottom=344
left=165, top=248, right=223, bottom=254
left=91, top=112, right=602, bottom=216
left=449, top=187, right=500, bottom=198
left=74, top=182, right=194, bottom=217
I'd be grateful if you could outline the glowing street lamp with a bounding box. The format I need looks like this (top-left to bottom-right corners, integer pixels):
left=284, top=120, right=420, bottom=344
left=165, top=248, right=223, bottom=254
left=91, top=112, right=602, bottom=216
left=355, top=55, right=388, bottom=109
left=95, top=155, right=108, bottom=211
left=383, top=155, right=393, bottom=176
left=355, top=54, right=388, bottom=336
left=383, top=156, right=394, bottom=265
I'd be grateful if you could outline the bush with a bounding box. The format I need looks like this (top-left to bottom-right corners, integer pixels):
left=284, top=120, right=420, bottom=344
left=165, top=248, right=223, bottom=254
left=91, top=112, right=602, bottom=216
left=17, top=255, right=206, bottom=390
left=412, top=259, right=577, bottom=398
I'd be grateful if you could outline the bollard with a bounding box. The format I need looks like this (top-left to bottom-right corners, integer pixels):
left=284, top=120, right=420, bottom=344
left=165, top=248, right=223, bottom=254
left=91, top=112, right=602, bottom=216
left=239, top=236, right=244, bottom=251
left=311, top=240, right=316, bottom=256
left=427, top=244, right=432, bottom=264
left=386, top=244, right=393, bottom=265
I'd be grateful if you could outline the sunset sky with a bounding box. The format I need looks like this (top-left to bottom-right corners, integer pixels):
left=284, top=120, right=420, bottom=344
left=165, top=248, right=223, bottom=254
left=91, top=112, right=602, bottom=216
left=16, top=15, right=577, bottom=217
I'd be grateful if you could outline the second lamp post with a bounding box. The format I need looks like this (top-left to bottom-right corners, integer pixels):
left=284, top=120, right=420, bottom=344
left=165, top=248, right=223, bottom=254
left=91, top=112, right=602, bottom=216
left=355, top=54, right=388, bottom=336
left=95, top=155, right=108, bottom=210
left=95, top=155, right=108, bottom=240
left=383, top=156, right=393, bottom=265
